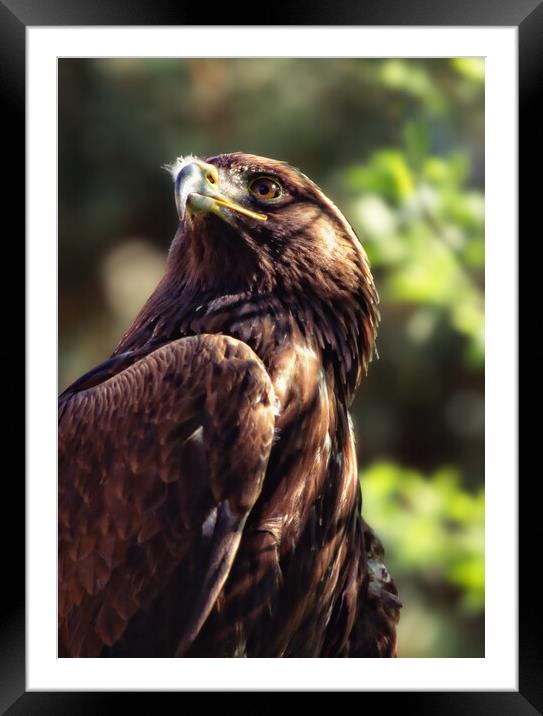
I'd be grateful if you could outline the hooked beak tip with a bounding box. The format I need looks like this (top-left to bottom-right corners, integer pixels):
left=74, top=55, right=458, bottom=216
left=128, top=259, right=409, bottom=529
left=173, top=159, right=267, bottom=224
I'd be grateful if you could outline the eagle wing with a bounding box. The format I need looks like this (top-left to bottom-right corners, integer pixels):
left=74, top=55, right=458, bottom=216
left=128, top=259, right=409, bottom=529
left=58, top=334, right=275, bottom=657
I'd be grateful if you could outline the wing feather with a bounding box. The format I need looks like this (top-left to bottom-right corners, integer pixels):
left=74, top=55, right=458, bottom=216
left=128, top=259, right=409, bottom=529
left=59, top=334, right=275, bottom=656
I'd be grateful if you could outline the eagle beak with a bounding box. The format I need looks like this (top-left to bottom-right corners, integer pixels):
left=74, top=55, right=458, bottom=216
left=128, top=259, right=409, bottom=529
left=174, top=159, right=267, bottom=223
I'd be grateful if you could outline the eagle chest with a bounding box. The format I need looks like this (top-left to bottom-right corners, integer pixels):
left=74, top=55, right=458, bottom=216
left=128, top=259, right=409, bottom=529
left=212, top=341, right=361, bottom=655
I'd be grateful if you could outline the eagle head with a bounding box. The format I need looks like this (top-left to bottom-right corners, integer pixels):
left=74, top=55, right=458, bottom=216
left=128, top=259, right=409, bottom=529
left=160, top=152, right=379, bottom=390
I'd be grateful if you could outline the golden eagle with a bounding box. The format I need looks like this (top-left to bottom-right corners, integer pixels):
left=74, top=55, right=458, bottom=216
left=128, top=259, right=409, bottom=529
left=58, top=153, right=401, bottom=657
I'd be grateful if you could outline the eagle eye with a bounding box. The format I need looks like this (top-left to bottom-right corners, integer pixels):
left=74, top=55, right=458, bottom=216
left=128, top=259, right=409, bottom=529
left=248, top=176, right=283, bottom=201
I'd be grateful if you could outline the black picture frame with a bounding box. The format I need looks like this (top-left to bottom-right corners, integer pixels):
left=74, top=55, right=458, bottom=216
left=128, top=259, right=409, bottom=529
left=6, top=0, right=532, bottom=711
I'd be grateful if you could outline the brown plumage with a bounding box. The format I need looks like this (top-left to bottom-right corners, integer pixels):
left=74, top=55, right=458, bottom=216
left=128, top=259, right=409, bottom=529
left=58, top=152, right=401, bottom=657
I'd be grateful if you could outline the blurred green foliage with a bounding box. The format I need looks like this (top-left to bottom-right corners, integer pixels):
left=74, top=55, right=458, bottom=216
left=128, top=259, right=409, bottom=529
left=58, top=58, right=484, bottom=657
left=362, top=463, right=484, bottom=656
left=345, top=125, right=484, bottom=367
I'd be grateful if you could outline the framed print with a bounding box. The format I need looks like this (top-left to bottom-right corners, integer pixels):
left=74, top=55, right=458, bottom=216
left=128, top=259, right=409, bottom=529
left=8, top=0, right=532, bottom=710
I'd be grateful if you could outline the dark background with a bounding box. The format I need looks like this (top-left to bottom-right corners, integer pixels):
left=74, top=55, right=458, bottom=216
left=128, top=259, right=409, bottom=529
left=58, top=58, right=485, bottom=657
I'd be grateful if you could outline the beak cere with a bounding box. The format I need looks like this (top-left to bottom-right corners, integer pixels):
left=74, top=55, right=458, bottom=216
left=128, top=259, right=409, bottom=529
left=174, top=159, right=267, bottom=223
